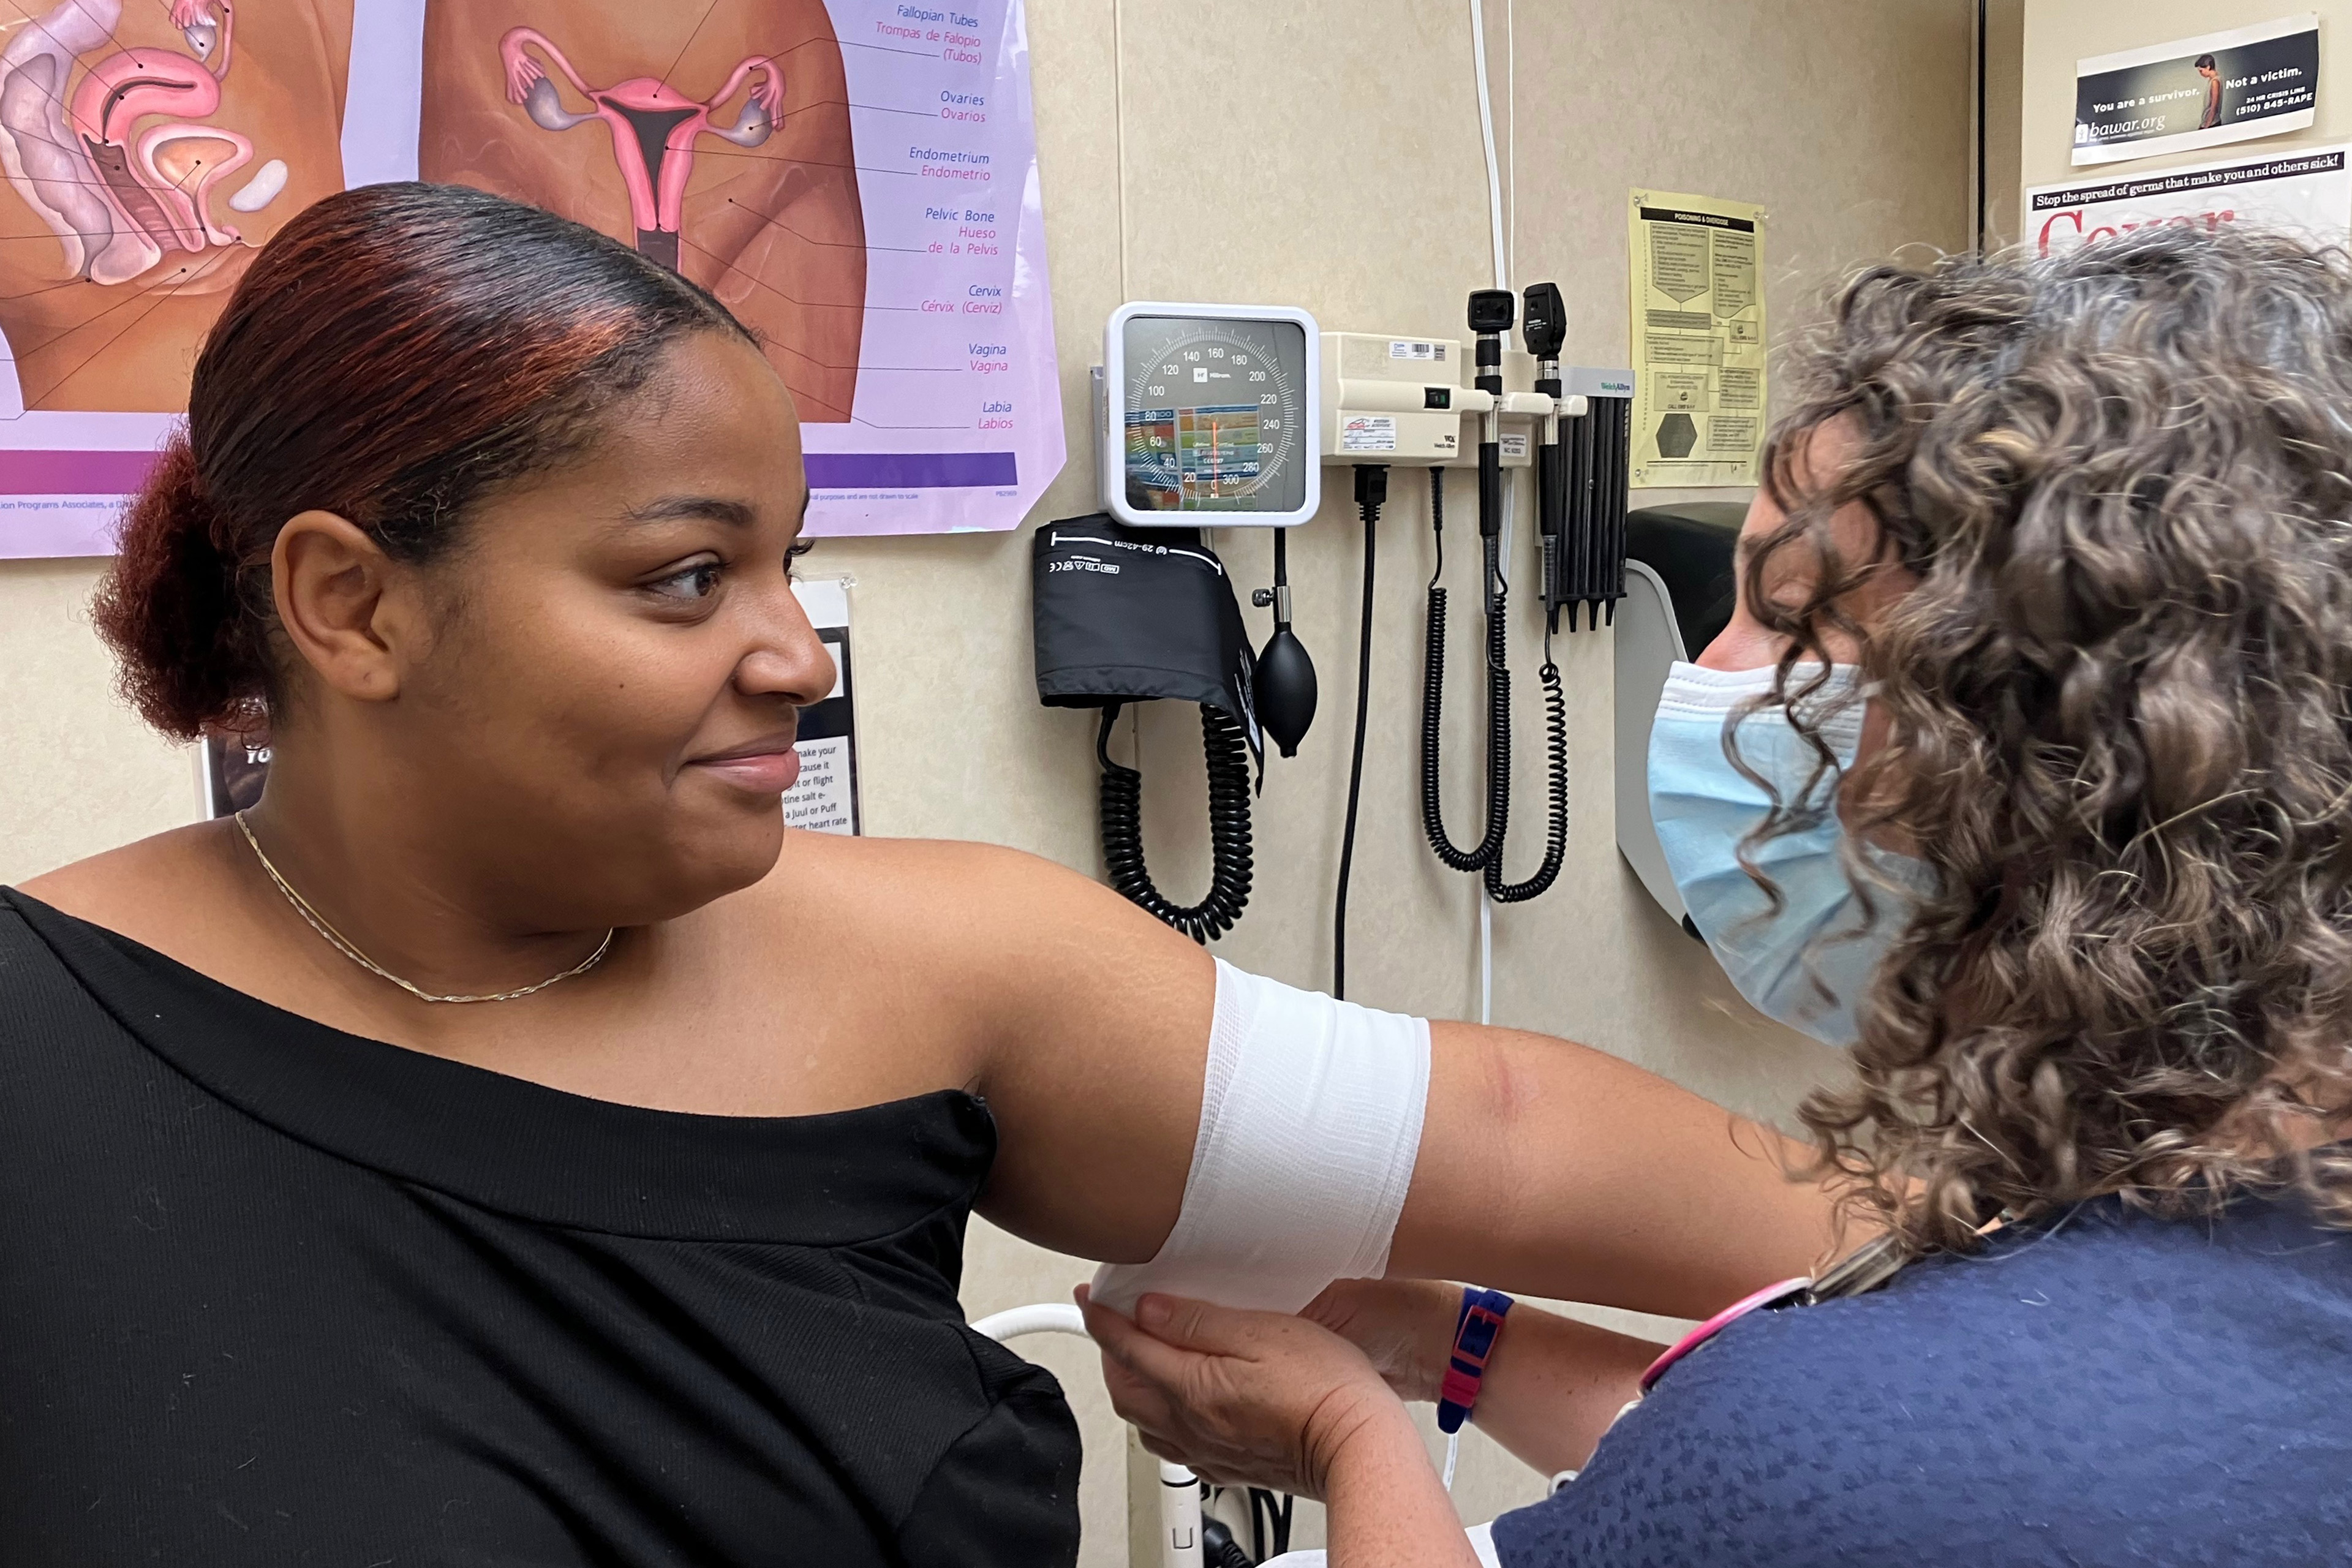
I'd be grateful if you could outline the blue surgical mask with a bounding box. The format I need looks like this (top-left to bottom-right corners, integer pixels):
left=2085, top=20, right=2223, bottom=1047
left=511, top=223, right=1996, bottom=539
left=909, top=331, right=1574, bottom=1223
left=1647, top=662, right=1923, bottom=1046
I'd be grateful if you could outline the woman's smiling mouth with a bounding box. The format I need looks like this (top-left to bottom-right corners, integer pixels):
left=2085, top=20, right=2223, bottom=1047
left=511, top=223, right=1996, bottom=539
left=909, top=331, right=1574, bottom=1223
left=686, top=729, right=802, bottom=793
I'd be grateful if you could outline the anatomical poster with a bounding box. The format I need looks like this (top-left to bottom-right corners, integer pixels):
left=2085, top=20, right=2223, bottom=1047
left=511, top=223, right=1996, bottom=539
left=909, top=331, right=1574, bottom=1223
left=0, top=0, right=1059, bottom=558
left=0, top=0, right=352, bottom=557
left=1626, top=189, right=1765, bottom=489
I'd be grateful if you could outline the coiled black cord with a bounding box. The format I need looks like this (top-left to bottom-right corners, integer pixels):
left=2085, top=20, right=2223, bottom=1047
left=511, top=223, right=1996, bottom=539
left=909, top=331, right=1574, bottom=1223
left=1200, top=1518, right=1254, bottom=1568
left=1097, top=703, right=1253, bottom=944
left=1422, top=468, right=1569, bottom=902
left=1421, top=470, right=1510, bottom=872
left=1248, top=1487, right=1294, bottom=1558
left=1484, top=603, right=1570, bottom=903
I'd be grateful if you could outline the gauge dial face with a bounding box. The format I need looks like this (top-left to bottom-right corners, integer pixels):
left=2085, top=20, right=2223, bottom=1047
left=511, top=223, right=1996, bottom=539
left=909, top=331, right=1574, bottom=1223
left=1120, top=316, right=1308, bottom=514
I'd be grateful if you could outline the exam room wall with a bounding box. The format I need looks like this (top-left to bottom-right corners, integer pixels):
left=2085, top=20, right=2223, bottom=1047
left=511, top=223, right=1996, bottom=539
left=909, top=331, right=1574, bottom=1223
left=0, top=0, right=1969, bottom=1556
left=875, top=0, right=1973, bottom=1552
left=2021, top=0, right=2352, bottom=195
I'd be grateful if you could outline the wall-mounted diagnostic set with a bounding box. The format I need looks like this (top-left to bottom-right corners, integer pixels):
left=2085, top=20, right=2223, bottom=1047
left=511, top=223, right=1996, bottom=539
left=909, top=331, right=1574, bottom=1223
left=1033, top=293, right=1634, bottom=993
left=1313, top=287, right=1635, bottom=992
left=1017, top=11, right=1651, bottom=1556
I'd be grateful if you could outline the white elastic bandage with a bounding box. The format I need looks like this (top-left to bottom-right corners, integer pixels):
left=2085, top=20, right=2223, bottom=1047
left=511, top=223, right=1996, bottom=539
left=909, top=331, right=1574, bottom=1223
left=1091, top=959, right=1431, bottom=1316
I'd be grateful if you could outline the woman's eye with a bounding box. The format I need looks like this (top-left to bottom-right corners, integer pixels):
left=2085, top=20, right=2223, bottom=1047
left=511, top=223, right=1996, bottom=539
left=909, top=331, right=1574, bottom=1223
left=649, top=562, right=725, bottom=601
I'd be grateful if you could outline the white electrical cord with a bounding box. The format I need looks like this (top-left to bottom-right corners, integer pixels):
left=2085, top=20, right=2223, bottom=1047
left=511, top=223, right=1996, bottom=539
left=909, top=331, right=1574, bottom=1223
left=1444, top=1429, right=1463, bottom=1491
left=1469, top=1, right=1512, bottom=1028
left=1463, top=0, right=1514, bottom=1498
left=1479, top=895, right=1494, bottom=1027
left=1110, top=0, right=1129, bottom=300
left=1506, top=0, right=1517, bottom=284
left=1468, top=0, right=1508, bottom=293
left=1476, top=466, right=1523, bottom=1030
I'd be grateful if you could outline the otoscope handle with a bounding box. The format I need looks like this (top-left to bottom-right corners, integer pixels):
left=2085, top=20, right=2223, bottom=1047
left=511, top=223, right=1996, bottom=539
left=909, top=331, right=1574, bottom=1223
left=1465, top=288, right=1514, bottom=543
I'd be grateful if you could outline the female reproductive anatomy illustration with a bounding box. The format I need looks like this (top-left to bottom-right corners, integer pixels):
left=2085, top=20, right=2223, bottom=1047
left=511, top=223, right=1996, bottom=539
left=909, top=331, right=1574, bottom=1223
left=499, top=28, right=781, bottom=273
left=0, top=0, right=347, bottom=410
left=420, top=0, right=866, bottom=423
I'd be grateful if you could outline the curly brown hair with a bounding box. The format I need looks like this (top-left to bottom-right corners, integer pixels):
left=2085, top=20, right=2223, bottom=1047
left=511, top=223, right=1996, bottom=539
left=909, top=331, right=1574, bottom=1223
left=1746, top=222, right=2352, bottom=1256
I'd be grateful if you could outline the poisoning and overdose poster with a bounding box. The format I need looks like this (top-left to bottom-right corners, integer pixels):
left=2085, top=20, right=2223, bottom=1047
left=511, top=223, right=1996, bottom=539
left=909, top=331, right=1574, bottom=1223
left=1626, top=189, right=1765, bottom=489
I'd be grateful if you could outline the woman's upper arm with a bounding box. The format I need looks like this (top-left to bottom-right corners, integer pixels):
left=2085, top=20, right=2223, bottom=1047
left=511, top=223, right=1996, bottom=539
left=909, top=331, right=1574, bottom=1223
left=948, top=845, right=1843, bottom=1313
left=954, top=846, right=1213, bottom=1265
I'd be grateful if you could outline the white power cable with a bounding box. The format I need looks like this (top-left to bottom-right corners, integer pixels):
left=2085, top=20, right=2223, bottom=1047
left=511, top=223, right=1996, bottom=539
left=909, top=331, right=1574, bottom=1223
left=1469, top=0, right=1512, bottom=1028
left=1463, top=13, right=1515, bottom=1502
left=1110, top=0, right=1129, bottom=299
left=1479, top=895, right=1494, bottom=1027
left=1468, top=0, right=1508, bottom=293
left=1506, top=0, right=1517, bottom=286
left=1476, top=466, right=1523, bottom=1030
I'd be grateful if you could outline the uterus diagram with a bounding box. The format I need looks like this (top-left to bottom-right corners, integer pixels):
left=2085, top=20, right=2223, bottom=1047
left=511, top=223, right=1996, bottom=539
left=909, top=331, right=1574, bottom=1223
left=499, top=28, right=781, bottom=273
left=0, top=0, right=288, bottom=288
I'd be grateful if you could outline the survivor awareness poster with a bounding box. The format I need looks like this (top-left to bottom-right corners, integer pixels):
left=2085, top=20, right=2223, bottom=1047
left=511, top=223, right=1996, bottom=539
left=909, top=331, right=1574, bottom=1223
left=1626, top=189, right=1765, bottom=489
left=0, top=0, right=1061, bottom=557
left=2074, top=13, right=2320, bottom=169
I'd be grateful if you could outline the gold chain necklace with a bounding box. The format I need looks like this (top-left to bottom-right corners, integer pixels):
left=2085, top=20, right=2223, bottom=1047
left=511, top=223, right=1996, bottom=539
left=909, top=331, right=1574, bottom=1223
left=233, top=810, right=614, bottom=1005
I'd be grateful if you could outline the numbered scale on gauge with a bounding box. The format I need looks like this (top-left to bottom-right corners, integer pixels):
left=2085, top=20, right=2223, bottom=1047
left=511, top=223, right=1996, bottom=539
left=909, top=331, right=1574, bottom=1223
left=1101, top=303, right=1322, bottom=527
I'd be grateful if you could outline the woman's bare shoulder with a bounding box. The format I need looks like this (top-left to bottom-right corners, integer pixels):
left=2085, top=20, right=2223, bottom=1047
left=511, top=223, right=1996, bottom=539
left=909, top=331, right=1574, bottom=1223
left=730, top=831, right=1119, bottom=938
left=16, top=823, right=243, bottom=936
left=717, top=830, right=1205, bottom=993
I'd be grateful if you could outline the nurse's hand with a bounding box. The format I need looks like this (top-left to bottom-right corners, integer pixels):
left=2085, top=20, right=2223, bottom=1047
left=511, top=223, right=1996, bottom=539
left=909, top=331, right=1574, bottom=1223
left=1077, top=1284, right=1408, bottom=1501
left=1300, top=1278, right=1463, bottom=1403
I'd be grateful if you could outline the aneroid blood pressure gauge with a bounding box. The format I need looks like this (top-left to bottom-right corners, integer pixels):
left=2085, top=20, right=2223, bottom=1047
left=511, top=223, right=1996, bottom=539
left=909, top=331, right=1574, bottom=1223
left=1102, top=302, right=1321, bottom=527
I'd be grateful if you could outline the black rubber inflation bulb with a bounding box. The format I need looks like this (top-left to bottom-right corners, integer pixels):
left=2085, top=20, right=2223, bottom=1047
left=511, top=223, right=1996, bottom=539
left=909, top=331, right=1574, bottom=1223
left=1255, top=624, right=1317, bottom=758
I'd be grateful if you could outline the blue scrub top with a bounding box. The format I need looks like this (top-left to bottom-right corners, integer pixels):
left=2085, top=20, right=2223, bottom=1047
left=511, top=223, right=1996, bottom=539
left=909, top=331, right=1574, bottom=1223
left=1493, top=1192, right=2352, bottom=1567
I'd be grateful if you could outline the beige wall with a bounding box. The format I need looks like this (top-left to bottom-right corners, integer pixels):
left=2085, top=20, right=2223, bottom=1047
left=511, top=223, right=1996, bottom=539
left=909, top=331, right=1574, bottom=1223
left=954, top=0, right=1973, bottom=1540
left=0, top=1, right=1973, bottom=1559
left=2022, top=1, right=2352, bottom=195
left=1985, top=0, right=2029, bottom=246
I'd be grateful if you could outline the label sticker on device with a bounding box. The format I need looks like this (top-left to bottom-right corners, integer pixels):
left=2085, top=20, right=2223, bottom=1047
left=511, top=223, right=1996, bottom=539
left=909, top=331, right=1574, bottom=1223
left=1389, top=341, right=1446, bottom=361
left=1501, top=432, right=1530, bottom=459
left=1342, top=415, right=1399, bottom=452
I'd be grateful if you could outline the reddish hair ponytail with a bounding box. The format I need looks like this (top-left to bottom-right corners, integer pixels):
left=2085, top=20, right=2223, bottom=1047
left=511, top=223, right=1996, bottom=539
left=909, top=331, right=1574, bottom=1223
left=93, top=434, right=267, bottom=740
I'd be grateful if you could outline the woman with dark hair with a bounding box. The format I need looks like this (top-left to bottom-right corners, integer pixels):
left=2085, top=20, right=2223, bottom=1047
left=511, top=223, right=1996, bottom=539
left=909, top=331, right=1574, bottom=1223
left=1085, top=224, right=2352, bottom=1565
left=1, top=181, right=1842, bottom=1563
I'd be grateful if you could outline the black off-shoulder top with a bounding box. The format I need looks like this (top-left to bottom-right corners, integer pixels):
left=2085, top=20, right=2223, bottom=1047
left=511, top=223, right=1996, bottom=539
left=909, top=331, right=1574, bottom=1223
left=0, top=888, right=1080, bottom=1565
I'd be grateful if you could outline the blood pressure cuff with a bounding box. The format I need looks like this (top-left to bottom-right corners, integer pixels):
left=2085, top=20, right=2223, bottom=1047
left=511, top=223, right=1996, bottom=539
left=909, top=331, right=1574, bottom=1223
left=1091, top=960, right=1433, bottom=1316
left=1031, top=515, right=1261, bottom=760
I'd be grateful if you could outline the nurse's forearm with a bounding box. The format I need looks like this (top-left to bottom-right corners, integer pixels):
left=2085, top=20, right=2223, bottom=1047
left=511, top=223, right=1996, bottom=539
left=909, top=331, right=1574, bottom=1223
left=1468, top=1303, right=1662, bottom=1477
left=1389, top=1022, right=1845, bottom=1318
left=1323, top=1406, right=1483, bottom=1568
